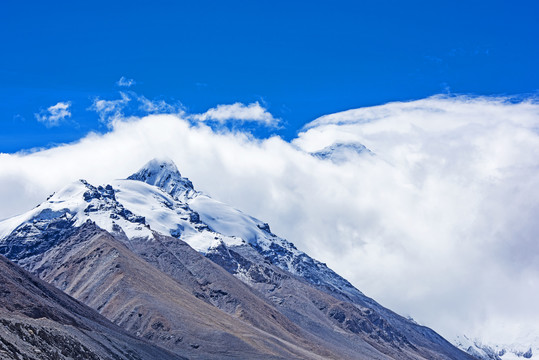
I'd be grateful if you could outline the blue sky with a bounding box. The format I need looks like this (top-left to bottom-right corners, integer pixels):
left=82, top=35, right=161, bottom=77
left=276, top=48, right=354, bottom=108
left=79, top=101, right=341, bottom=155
left=1, top=0, right=538, bottom=152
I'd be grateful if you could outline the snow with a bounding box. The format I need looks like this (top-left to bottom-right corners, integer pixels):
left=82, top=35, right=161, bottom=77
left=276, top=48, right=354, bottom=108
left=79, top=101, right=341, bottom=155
left=112, top=180, right=197, bottom=238
left=455, top=334, right=537, bottom=360
left=188, top=195, right=268, bottom=246
left=110, top=179, right=250, bottom=251
left=0, top=181, right=88, bottom=239
left=0, top=168, right=254, bottom=255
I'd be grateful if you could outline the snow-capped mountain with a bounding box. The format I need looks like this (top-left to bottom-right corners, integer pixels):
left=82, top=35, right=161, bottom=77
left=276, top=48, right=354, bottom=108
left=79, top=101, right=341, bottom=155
left=0, top=158, right=473, bottom=359
left=0, top=157, right=362, bottom=300
left=455, top=335, right=536, bottom=360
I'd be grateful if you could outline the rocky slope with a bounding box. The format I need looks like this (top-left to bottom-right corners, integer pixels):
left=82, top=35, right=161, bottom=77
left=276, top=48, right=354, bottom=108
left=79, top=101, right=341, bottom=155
left=18, top=221, right=333, bottom=359
left=0, top=254, right=184, bottom=360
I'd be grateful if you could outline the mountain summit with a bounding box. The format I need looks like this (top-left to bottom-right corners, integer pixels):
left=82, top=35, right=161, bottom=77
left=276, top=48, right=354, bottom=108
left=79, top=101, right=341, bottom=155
left=127, top=158, right=195, bottom=201
left=0, top=159, right=473, bottom=359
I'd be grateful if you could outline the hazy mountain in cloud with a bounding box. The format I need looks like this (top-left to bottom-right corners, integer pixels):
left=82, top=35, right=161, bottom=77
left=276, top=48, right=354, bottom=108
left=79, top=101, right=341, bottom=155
left=311, top=142, right=373, bottom=163
left=0, top=159, right=473, bottom=359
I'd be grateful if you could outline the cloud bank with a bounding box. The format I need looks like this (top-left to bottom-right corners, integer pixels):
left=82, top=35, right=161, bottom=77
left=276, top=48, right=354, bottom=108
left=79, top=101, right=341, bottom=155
left=2, top=95, right=538, bottom=345
left=34, top=101, right=72, bottom=126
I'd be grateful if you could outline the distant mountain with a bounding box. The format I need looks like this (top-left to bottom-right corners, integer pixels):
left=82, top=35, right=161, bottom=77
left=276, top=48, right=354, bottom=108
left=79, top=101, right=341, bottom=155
left=455, top=335, right=536, bottom=360
left=311, top=142, right=373, bottom=163
left=0, top=253, right=184, bottom=360
left=0, top=158, right=473, bottom=359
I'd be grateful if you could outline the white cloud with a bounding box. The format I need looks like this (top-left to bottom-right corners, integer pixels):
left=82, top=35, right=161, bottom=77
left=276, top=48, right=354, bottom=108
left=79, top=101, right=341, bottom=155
left=2, top=95, right=539, bottom=347
left=192, top=101, right=279, bottom=126
left=88, top=92, right=274, bottom=128
left=89, top=92, right=131, bottom=124
left=117, top=76, right=136, bottom=87
left=89, top=92, right=183, bottom=125
left=136, top=94, right=181, bottom=114
left=34, top=101, right=72, bottom=127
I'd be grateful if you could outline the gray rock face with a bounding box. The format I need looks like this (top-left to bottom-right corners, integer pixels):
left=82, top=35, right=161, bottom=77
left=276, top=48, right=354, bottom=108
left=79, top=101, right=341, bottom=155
left=0, top=254, right=185, bottom=360
left=206, top=240, right=471, bottom=360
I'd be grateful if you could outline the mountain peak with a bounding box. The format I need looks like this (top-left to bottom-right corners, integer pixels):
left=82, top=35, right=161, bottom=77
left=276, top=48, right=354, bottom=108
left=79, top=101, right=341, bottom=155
left=130, top=157, right=180, bottom=177
left=127, top=158, right=195, bottom=200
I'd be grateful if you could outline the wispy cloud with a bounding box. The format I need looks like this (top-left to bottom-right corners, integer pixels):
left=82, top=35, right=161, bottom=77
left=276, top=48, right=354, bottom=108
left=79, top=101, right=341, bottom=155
left=116, top=76, right=136, bottom=87
left=34, top=101, right=72, bottom=127
left=192, top=102, right=279, bottom=126
left=89, top=93, right=278, bottom=128
left=88, top=91, right=182, bottom=125
left=137, top=95, right=181, bottom=114
left=89, top=92, right=131, bottom=124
